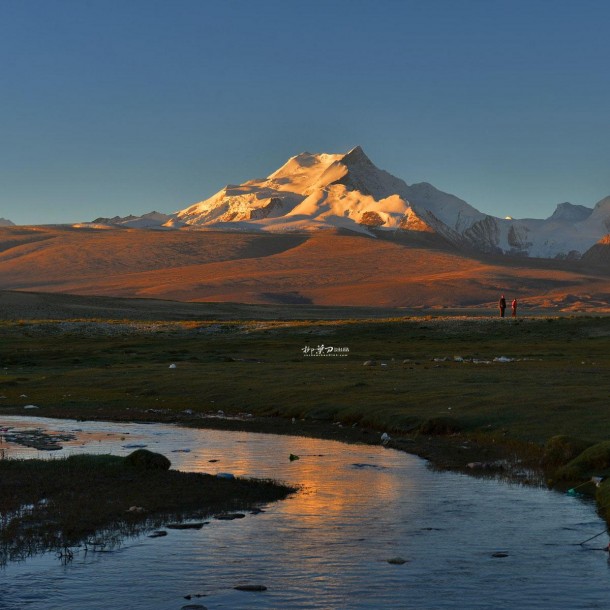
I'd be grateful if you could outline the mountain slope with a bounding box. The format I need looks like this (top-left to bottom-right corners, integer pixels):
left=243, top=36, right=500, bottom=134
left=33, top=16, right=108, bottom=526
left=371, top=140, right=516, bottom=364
left=0, top=225, right=609, bottom=311
left=581, top=234, right=610, bottom=266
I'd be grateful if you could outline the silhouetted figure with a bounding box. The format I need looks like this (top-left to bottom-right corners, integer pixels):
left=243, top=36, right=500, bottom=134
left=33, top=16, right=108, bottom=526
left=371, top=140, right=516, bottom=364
left=499, top=295, right=506, bottom=317
left=512, top=298, right=518, bottom=317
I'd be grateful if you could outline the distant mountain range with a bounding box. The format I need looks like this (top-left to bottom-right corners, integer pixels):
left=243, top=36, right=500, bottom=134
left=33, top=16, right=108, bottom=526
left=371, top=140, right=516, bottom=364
left=0, top=218, right=15, bottom=227
left=83, top=146, right=609, bottom=261
left=89, top=211, right=172, bottom=229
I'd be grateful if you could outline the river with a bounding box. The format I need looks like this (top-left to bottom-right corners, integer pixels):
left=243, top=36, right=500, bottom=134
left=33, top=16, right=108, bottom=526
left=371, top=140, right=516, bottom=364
left=1, top=416, right=609, bottom=609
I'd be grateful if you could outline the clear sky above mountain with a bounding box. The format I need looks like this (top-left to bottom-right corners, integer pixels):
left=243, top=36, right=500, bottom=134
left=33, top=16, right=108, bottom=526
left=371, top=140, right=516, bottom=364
left=1, top=0, right=609, bottom=225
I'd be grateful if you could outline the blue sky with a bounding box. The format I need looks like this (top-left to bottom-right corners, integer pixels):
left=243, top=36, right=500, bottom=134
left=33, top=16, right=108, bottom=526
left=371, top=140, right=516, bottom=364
left=1, top=0, right=609, bottom=225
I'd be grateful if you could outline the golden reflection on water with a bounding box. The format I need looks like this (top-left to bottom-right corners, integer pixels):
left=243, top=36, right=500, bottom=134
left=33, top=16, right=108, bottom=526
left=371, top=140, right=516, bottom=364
left=182, top=433, right=414, bottom=522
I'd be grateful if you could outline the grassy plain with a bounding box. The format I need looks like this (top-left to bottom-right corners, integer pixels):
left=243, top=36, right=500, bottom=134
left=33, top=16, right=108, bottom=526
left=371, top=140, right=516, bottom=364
left=1, top=314, right=609, bottom=450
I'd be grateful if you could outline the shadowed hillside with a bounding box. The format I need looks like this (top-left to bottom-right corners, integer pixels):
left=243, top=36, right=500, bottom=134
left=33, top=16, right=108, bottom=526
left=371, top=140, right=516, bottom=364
left=0, top=225, right=609, bottom=311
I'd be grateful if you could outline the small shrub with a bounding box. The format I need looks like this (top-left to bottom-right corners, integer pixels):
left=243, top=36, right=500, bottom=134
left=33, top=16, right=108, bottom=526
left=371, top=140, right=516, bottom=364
left=418, top=417, right=462, bottom=436
left=542, top=435, right=593, bottom=467
left=555, top=441, right=610, bottom=481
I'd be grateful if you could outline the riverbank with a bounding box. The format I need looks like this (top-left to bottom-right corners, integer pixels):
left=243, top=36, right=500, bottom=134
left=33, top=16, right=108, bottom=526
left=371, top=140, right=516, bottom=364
left=2, top=405, right=535, bottom=478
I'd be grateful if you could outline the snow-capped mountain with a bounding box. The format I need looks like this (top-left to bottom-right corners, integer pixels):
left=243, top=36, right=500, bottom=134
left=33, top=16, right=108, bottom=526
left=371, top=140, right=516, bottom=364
left=0, top=218, right=15, bottom=226
left=461, top=197, right=610, bottom=259
left=175, top=146, right=486, bottom=237
left=173, top=146, right=610, bottom=259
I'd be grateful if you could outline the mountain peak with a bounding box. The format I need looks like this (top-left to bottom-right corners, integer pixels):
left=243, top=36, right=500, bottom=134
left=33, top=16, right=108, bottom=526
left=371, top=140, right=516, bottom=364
left=593, top=195, right=610, bottom=212
left=342, top=145, right=372, bottom=167
left=548, top=202, right=593, bottom=222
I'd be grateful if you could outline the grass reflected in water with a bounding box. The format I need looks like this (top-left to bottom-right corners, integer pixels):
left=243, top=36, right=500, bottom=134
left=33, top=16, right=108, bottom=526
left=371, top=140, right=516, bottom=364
left=0, top=453, right=294, bottom=566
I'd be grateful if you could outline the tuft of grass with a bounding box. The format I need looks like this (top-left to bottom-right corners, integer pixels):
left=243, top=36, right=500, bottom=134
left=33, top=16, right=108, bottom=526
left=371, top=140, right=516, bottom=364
left=554, top=441, right=610, bottom=481
left=542, top=435, right=594, bottom=467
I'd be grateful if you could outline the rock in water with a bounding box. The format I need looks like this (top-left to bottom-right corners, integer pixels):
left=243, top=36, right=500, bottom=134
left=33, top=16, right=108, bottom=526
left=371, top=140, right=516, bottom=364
left=214, top=513, right=246, bottom=521
left=166, top=522, right=208, bottom=530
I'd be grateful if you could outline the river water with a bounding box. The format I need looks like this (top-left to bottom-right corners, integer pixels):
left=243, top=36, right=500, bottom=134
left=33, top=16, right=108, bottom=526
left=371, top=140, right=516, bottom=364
left=1, top=416, right=610, bottom=609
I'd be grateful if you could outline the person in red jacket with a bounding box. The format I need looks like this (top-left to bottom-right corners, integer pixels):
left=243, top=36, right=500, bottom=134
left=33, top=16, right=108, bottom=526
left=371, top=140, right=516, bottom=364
left=512, top=298, right=518, bottom=317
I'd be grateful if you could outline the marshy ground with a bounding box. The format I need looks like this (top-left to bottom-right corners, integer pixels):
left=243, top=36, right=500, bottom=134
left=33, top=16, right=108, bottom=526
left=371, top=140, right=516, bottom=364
left=0, top=451, right=294, bottom=566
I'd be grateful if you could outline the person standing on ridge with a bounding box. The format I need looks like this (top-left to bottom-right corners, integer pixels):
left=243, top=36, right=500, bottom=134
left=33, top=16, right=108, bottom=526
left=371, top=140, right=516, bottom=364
left=499, top=295, right=506, bottom=317
left=512, top=298, right=518, bottom=317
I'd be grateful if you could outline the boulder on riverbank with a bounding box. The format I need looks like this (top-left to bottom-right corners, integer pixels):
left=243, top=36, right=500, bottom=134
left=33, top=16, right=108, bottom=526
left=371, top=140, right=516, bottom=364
left=125, top=449, right=171, bottom=470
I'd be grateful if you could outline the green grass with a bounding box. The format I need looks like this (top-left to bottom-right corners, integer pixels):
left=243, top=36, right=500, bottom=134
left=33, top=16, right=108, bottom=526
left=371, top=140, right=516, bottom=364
left=1, top=316, right=609, bottom=445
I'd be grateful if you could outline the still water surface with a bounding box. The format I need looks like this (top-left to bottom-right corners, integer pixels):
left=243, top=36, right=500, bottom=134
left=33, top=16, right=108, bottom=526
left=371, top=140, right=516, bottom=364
left=2, top=416, right=610, bottom=609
